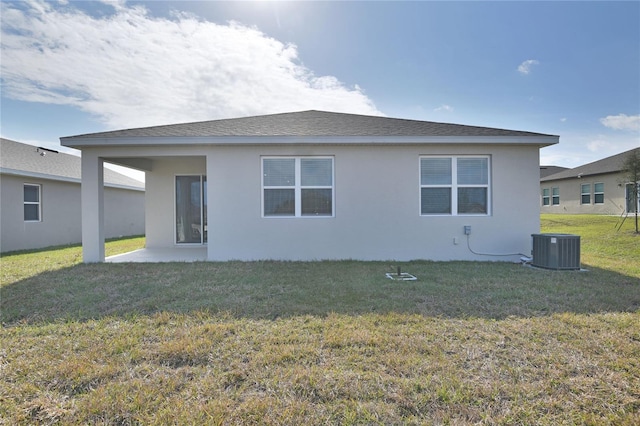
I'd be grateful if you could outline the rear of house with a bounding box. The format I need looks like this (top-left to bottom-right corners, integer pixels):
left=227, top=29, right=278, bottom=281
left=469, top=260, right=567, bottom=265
left=61, top=110, right=558, bottom=262
left=0, top=138, right=145, bottom=253
left=540, top=148, right=639, bottom=215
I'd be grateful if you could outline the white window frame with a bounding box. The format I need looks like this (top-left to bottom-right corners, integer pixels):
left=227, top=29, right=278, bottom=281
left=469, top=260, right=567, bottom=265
left=552, top=187, right=560, bottom=205
left=262, top=156, right=335, bottom=218
left=23, top=183, right=42, bottom=222
left=419, top=155, right=491, bottom=216
left=580, top=183, right=591, bottom=205
left=542, top=188, right=550, bottom=206
left=594, top=182, right=604, bottom=205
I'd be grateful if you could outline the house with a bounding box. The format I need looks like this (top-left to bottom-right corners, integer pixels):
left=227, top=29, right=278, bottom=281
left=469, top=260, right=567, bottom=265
left=0, top=138, right=145, bottom=253
left=540, top=148, right=640, bottom=215
left=540, top=165, right=568, bottom=179
left=60, top=110, right=558, bottom=263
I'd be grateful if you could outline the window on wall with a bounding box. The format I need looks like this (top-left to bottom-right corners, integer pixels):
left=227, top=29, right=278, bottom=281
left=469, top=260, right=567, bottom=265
left=24, top=184, right=41, bottom=222
left=552, top=187, right=560, bottom=205
left=175, top=176, right=207, bottom=244
left=581, top=183, right=591, bottom=204
left=594, top=182, right=604, bottom=204
left=262, top=157, right=334, bottom=217
left=420, top=156, right=490, bottom=215
left=542, top=188, right=550, bottom=206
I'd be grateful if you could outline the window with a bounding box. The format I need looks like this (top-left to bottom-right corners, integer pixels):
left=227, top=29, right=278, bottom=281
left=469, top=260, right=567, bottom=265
left=24, top=184, right=41, bottom=222
left=581, top=183, right=591, bottom=204
left=420, top=156, right=490, bottom=215
left=262, top=157, right=334, bottom=217
left=594, top=182, right=604, bottom=204
left=552, top=187, right=560, bottom=205
left=176, top=176, right=207, bottom=244
left=542, top=188, right=550, bottom=206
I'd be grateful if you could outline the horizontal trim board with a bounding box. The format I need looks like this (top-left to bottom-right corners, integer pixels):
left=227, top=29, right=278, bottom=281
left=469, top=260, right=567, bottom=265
left=61, top=135, right=559, bottom=148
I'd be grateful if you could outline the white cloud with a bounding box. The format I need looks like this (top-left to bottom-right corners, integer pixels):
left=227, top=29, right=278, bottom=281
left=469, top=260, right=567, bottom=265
left=541, top=131, right=640, bottom=168
left=0, top=0, right=382, bottom=129
left=96, top=0, right=127, bottom=9
left=586, top=137, right=611, bottom=153
left=599, top=114, right=640, bottom=132
left=434, top=104, right=454, bottom=112
left=560, top=117, right=567, bottom=122
left=517, top=59, right=539, bottom=75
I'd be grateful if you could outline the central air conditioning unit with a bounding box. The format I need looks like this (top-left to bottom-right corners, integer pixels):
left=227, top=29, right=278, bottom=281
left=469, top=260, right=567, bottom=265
left=531, top=234, right=581, bottom=270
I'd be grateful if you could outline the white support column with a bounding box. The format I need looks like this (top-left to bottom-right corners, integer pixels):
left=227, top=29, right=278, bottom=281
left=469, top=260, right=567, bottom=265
left=206, top=153, right=213, bottom=261
left=81, top=151, right=105, bottom=262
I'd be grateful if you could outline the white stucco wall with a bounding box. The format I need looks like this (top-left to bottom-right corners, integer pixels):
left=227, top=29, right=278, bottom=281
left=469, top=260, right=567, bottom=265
left=118, top=143, right=539, bottom=261
left=540, top=173, right=629, bottom=215
left=204, top=144, right=541, bottom=261
left=0, top=174, right=145, bottom=253
left=104, top=186, right=146, bottom=238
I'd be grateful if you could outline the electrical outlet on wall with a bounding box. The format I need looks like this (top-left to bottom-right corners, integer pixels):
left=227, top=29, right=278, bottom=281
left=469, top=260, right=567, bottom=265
left=464, top=225, right=471, bottom=235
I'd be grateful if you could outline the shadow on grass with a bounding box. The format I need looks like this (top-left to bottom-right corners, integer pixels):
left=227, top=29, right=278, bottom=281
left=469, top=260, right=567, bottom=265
left=0, top=235, right=145, bottom=258
left=2, top=260, right=639, bottom=325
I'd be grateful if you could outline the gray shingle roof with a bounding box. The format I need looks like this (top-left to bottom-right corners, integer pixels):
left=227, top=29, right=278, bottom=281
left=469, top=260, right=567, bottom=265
left=541, top=148, right=640, bottom=182
left=62, top=110, right=556, bottom=140
left=540, top=165, right=569, bottom=178
left=0, top=138, right=144, bottom=189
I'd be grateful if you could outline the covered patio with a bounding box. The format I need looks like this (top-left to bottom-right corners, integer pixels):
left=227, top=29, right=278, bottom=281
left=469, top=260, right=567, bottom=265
left=75, top=149, right=208, bottom=263
left=106, top=247, right=207, bottom=263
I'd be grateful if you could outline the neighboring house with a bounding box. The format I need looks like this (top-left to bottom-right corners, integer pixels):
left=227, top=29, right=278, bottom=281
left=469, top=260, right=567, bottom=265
left=60, top=110, right=558, bottom=263
left=0, top=138, right=145, bottom=253
left=540, top=165, right=568, bottom=179
left=540, top=148, right=640, bottom=215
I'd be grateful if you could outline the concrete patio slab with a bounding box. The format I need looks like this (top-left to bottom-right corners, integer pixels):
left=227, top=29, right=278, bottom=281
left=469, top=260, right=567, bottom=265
left=106, top=247, right=207, bottom=263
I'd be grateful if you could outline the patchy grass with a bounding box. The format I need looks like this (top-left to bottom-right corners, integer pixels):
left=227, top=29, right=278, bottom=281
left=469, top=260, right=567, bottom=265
left=0, top=235, right=145, bottom=284
left=0, top=218, right=638, bottom=424
left=1, top=260, right=639, bottom=323
left=2, top=312, right=638, bottom=425
left=541, top=214, right=639, bottom=277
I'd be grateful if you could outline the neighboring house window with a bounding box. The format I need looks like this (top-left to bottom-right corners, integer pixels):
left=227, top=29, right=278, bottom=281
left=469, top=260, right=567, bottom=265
left=552, top=187, right=560, bottom=205
left=594, top=182, right=604, bottom=204
left=23, top=184, right=41, bottom=222
left=175, top=176, right=207, bottom=244
left=420, top=156, right=490, bottom=215
left=581, top=183, right=591, bottom=204
left=542, top=188, right=550, bottom=206
left=262, top=157, right=334, bottom=217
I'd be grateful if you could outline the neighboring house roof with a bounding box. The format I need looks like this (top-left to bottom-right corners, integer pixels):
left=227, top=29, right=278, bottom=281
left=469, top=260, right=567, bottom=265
left=540, top=165, right=569, bottom=178
left=0, top=138, right=145, bottom=190
left=541, top=148, right=640, bottom=182
left=61, top=110, right=558, bottom=147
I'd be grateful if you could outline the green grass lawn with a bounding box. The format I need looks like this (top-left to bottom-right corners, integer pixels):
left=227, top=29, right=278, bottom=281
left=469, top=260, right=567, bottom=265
left=1, top=217, right=638, bottom=424
left=541, top=213, right=639, bottom=276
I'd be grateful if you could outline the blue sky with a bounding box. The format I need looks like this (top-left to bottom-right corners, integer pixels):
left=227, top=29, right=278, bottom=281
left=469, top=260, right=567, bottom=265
left=1, top=0, right=639, bottom=175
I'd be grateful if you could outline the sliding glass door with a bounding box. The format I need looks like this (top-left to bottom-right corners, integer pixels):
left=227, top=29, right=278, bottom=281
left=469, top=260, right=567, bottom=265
left=176, top=176, right=207, bottom=244
left=627, top=183, right=639, bottom=213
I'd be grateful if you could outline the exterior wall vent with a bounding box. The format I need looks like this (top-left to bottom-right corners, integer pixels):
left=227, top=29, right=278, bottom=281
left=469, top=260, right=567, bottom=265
left=531, top=234, right=581, bottom=270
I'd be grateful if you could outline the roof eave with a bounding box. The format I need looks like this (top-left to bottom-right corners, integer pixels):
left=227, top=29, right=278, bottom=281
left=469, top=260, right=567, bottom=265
left=0, top=167, right=79, bottom=183
left=541, top=169, right=623, bottom=182
left=61, top=135, right=559, bottom=148
left=0, top=167, right=145, bottom=190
